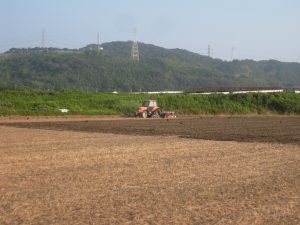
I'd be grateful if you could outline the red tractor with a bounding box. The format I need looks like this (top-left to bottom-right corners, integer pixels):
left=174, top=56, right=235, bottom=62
left=134, top=100, right=176, bottom=119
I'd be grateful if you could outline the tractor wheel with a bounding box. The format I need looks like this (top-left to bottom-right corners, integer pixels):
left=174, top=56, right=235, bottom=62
left=157, top=109, right=163, bottom=117
left=152, top=110, right=160, bottom=118
left=142, top=111, right=147, bottom=118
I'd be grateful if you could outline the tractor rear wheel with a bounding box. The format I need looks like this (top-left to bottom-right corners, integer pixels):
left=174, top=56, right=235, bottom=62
left=152, top=110, right=160, bottom=118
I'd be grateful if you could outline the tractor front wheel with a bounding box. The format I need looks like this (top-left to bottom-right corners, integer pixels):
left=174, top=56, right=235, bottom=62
left=142, top=111, right=147, bottom=118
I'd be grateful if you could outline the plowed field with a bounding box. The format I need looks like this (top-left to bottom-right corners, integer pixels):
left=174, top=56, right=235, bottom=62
left=2, top=116, right=300, bottom=145
left=0, top=116, right=299, bottom=224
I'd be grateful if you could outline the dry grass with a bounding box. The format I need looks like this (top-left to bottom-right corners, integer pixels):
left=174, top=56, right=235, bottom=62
left=0, top=125, right=299, bottom=224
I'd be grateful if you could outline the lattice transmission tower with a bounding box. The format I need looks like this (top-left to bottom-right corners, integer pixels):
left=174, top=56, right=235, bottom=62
left=41, top=29, right=46, bottom=48
left=131, top=28, right=139, bottom=61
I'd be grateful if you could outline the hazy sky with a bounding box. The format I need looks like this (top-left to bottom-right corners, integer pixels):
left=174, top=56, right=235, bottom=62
left=0, top=0, right=299, bottom=62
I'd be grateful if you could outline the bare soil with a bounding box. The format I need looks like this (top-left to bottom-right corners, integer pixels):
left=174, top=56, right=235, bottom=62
left=2, top=116, right=300, bottom=145
left=0, top=116, right=300, bottom=224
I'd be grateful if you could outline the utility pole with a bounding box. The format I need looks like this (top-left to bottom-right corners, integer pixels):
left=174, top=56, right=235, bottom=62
left=208, top=45, right=211, bottom=57
left=131, top=28, right=140, bottom=61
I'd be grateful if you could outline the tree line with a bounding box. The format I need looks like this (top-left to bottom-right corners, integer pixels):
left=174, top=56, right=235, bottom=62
left=0, top=41, right=299, bottom=91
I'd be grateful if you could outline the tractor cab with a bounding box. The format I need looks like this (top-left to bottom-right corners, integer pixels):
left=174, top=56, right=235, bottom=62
left=142, top=100, right=157, bottom=108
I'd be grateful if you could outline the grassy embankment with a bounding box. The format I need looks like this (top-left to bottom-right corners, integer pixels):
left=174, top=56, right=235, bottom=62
left=0, top=89, right=300, bottom=116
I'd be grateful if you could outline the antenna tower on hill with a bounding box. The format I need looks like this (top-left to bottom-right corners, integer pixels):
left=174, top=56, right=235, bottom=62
left=131, top=28, right=139, bottom=61
left=231, top=46, right=235, bottom=60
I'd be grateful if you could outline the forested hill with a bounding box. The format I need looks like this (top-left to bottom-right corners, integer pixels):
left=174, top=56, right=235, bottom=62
left=0, top=41, right=300, bottom=91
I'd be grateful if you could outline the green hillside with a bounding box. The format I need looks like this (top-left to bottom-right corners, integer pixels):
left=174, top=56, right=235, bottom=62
left=0, top=41, right=300, bottom=91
